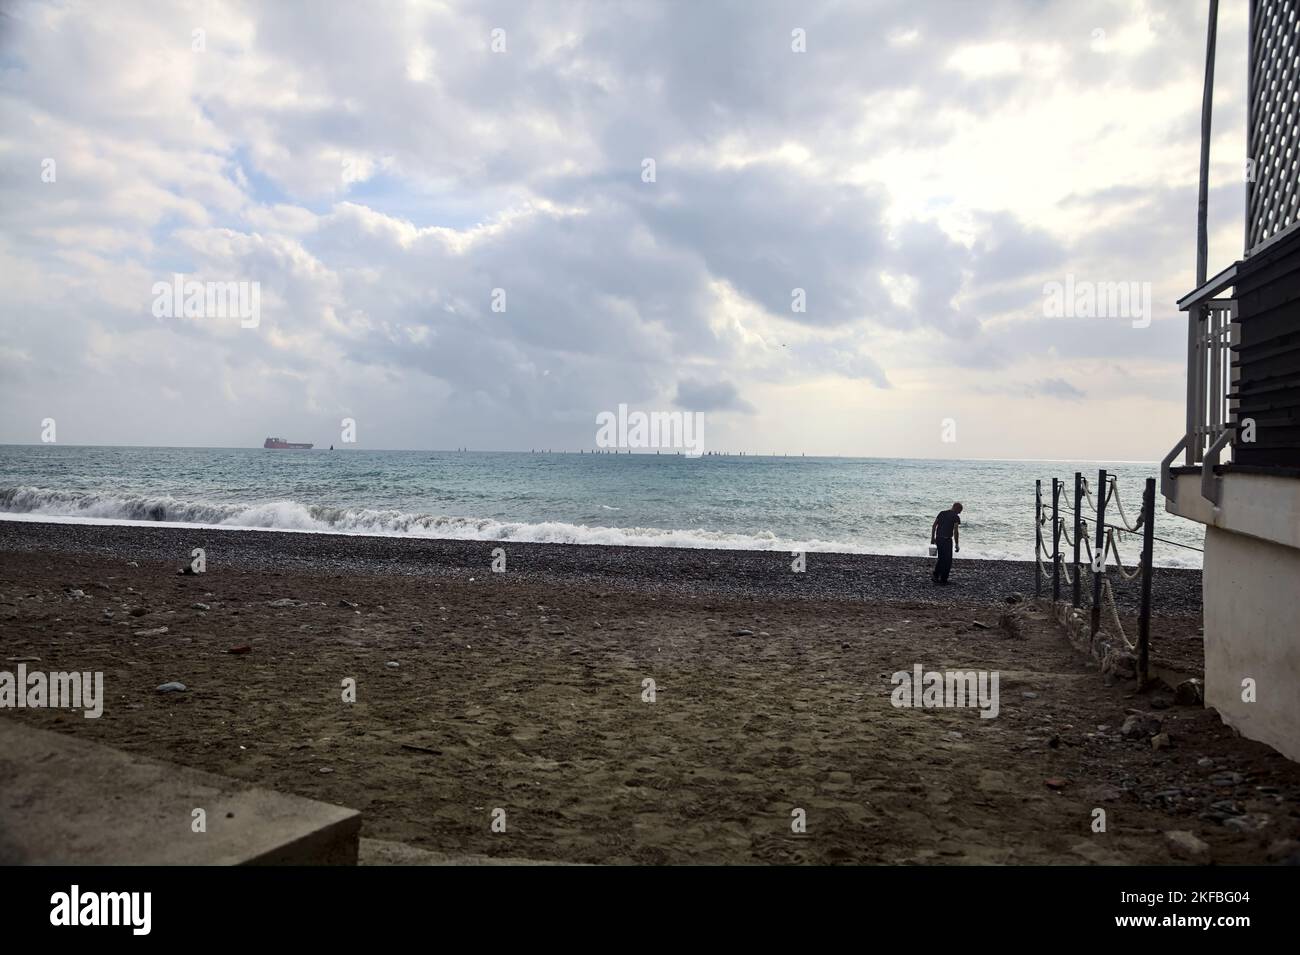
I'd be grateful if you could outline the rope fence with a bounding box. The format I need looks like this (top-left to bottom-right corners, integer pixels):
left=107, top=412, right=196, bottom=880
left=1034, top=470, right=1157, bottom=685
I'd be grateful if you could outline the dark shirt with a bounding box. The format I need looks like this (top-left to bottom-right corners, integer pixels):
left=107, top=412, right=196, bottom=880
left=934, top=510, right=961, bottom=540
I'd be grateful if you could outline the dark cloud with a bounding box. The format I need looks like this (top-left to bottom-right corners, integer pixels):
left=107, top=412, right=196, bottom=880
left=675, top=377, right=756, bottom=414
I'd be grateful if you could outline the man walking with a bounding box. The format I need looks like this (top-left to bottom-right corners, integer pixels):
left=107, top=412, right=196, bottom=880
left=930, top=502, right=963, bottom=584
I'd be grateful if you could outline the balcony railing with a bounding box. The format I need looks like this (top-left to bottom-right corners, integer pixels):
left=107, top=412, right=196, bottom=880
left=1185, top=299, right=1238, bottom=466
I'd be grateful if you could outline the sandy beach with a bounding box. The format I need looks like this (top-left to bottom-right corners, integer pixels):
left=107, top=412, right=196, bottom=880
left=2, top=520, right=1296, bottom=865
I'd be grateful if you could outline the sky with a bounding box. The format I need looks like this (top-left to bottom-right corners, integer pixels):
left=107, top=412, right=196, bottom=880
left=0, top=0, right=1253, bottom=459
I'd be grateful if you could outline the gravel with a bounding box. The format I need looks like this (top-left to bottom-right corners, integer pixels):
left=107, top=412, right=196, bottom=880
left=0, top=519, right=1202, bottom=613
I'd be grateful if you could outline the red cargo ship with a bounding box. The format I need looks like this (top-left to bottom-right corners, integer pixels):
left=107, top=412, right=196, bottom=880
left=263, top=437, right=313, bottom=450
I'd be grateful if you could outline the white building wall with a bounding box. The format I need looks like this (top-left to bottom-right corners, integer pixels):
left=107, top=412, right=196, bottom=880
left=1203, top=524, right=1300, bottom=761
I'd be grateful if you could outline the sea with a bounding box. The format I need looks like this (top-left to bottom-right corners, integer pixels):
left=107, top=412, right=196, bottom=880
left=0, top=446, right=1205, bottom=568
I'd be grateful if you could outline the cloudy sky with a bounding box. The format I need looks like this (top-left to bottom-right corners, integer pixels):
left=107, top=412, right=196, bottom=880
left=0, top=0, right=1250, bottom=458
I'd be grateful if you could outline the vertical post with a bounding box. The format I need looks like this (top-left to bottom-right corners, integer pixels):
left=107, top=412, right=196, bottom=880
left=1072, top=471, right=1082, bottom=608
left=1035, top=480, right=1042, bottom=598
left=1186, top=305, right=1199, bottom=466
left=1051, top=478, right=1060, bottom=602
left=1090, top=469, right=1108, bottom=637
left=1197, top=0, right=1219, bottom=289
left=1137, top=478, right=1156, bottom=688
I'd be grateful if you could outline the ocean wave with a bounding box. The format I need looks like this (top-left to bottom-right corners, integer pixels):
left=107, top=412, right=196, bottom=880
left=0, top=485, right=1202, bottom=566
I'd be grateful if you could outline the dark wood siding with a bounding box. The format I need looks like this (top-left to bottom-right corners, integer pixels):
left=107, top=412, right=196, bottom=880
left=1233, top=231, right=1300, bottom=467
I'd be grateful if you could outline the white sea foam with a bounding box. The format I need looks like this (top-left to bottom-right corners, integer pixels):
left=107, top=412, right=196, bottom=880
left=0, top=484, right=1202, bottom=567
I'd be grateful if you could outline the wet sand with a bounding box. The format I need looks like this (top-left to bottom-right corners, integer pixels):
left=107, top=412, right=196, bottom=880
left=3, top=520, right=1296, bottom=865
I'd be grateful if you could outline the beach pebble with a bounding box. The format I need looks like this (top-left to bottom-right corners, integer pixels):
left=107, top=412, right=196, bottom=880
left=129, top=607, right=148, bottom=617
left=1151, top=732, right=1172, bottom=751
left=1210, top=771, right=1244, bottom=787
left=319, top=767, right=335, bottom=775
left=1021, top=691, right=1039, bottom=699
left=1120, top=713, right=1161, bottom=740
left=134, top=627, right=169, bottom=637
left=385, top=661, right=400, bottom=668
left=191, top=602, right=210, bottom=611
left=267, top=598, right=296, bottom=608
left=67, top=589, right=87, bottom=599
left=1165, top=830, right=1210, bottom=861
left=734, top=628, right=754, bottom=636
left=970, top=621, right=990, bottom=630
left=1175, top=678, right=1204, bottom=706
left=338, top=599, right=358, bottom=609
left=156, top=682, right=187, bottom=693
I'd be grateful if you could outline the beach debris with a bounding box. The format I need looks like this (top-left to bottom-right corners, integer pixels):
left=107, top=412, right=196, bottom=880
left=1119, top=712, right=1161, bottom=741
left=1044, top=777, right=1068, bottom=790
left=1164, top=830, right=1210, bottom=861
left=970, top=621, right=990, bottom=630
left=227, top=645, right=252, bottom=655
left=267, top=598, right=296, bottom=608
left=6, top=656, right=41, bottom=663
left=385, top=661, right=400, bottom=668
left=1175, top=678, right=1204, bottom=706
left=156, top=681, right=187, bottom=693
left=134, top=627, right=169, bottom=637
left=1151, top=732, right=1172, bottom=751
left=337, top=599, right=358, bottom=609
left=191, top=602, right=210, bottom=611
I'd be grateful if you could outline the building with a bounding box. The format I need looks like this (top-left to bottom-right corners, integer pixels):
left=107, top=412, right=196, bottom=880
left=1162, top=0, right=1300, bottom=759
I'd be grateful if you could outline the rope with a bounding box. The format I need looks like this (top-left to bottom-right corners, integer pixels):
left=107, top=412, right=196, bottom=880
left=1104, top=528, right=1143, bottom=581
left=1101, top=575, right=1137, bottom=651
left=1105, top=477, right=1143, bottom=533
left=1081, top=476, right=1100, bottom=512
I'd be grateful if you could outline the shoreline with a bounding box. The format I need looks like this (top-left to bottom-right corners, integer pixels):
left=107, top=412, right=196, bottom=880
left=0, top=517, right=1203, bottom=615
